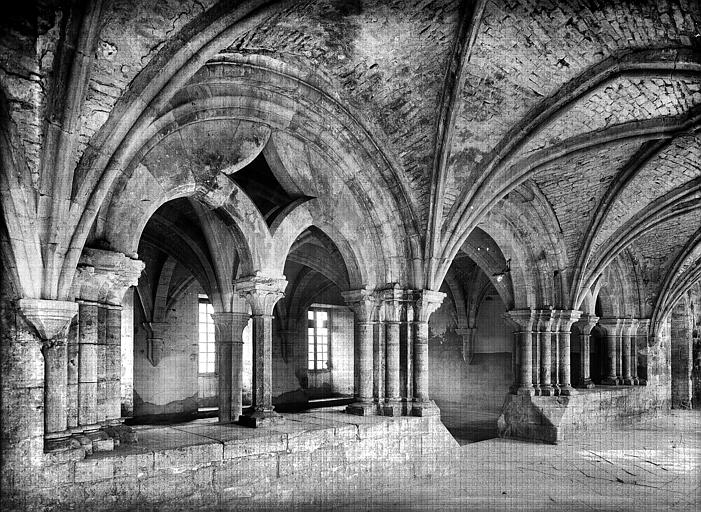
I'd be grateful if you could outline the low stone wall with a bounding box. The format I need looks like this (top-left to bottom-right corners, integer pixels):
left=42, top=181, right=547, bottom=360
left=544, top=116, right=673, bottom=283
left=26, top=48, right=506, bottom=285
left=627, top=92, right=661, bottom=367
left=3, top=415, right=458, bottom=511
left=498, top=385, right=671, bottom=444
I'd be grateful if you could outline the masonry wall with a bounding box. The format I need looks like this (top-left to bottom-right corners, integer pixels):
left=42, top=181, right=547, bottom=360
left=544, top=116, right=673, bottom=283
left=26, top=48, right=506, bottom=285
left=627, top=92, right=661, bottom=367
left=133, top=283, right=199, bottom=420
left=429, top=294, right=512, bottom=432
left=671, top=301, right=693, bottom=409
left=273, top=306, right=354, bottom=406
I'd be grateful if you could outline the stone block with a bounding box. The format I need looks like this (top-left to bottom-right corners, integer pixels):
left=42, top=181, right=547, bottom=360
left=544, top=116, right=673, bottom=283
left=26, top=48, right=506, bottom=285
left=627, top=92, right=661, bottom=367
left=75, top=458, right=115, bottom=483
left=138, top=472, right=196, bottom=503
left=287, top=427, right=335, bottom=453
left=113, top=451, right=154, bottom=477
left=154, top=443, right=222, bottom=472
left=224, top=433, right=286, bottom=459
left=213, top=454, right=278, bottom=491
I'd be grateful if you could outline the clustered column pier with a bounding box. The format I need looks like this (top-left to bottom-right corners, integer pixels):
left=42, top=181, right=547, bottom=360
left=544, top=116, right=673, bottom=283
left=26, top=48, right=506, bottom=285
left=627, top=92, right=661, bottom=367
left=343, top=289, right=378, bottom=416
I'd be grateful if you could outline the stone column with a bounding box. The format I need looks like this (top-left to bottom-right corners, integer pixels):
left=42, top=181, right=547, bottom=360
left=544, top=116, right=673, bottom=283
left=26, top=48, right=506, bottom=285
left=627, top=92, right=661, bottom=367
left=537, top=310, right=555, bottom=396
left=17, top=299, right=79, bottom=452
left=382, top=286, right=403, bottom=416
left=343, top=289, right=377, bottom=415
left=621, top=319, right=637, bottom=385
left=235, top=275, right=287, bottom=427
left=105, top=305, right=123, bottom=425
left=574, top=314, right=599, bottom=389
left=635, top=319, right=649, bottom=385
left=77, top=300, right=99, bottom=429
left=531, top=326, right=541, bottom=395
left=598, top=319, right=620, bottom=385
left=411, top=290, right=445, bottom=416
left=211, top=312, right=250, bottom=423
left=505, top=310, right=536, bottom=395
left=556, top=310, right=582, bottom=396
left=551, top=313, right=561, bottom=395
left=373, top=311, right=385, bottom=404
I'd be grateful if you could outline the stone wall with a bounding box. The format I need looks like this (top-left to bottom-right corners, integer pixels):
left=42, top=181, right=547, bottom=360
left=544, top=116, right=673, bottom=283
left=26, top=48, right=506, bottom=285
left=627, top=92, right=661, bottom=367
left=133, top=284, right=199, bottom=420
left=2, top=414, right=457, bottom=511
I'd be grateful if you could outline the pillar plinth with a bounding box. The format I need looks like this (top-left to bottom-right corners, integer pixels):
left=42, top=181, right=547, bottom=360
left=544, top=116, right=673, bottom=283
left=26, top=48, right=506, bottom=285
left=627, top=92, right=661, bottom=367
left=235, top=275, right=287, bottom=427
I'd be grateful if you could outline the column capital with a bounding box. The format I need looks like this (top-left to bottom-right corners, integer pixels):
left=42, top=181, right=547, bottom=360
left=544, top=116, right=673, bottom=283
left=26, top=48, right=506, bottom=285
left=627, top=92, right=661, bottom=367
left=504, top=309, right=536, bottom=331
left=575, top=314, right=599, bottom=335
left=234, top=274, right=287, bottom=316
left=211, top=312, right=250, bottom=338
left=72, top=248, right=144, bottom=306
left=635, top=318, right=651, bottom=336
left=411, top=289, right=446, bottom=323
left=552, top=309, right=582, bottom=332
left=341, top=289, right=378, bottom=323
left=598, top=317, right=622, bottom=335
left=17, top=298, right=78, bottom=341
left=535, top=309, right=555, bottom=332
left=380, top=284, right=404, bottom=323
left=619, top=318, right=638, bottom=336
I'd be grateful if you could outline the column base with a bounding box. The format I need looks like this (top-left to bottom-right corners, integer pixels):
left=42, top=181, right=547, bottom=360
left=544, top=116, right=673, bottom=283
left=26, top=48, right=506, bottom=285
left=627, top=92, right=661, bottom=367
left=581, top=379, right=595, bottom=389
left=411, top=400, right=440, bottom=417
left=382, top=400, right=403, bottom=416
left=85, top=428, right=114, bottom=452
left=558, top=385, right=577, bottom=396
left=71, top=433, right=94, bottom=456
left=623, top=377, right=635, bottom=385
left=346, top=401, right=377, bottom=416
left=636, top=378, right=647, bottom=386
left=602, top=377, right=619, bottom=386
left=102, top=422, right=137, bottom=445
left=539, top=385, right=555, bottom=396
left=44, top=433, right=80, bottom=453
left=516, top=386, right=535, bottom=396
left=238, top=409, right=283, bottom=428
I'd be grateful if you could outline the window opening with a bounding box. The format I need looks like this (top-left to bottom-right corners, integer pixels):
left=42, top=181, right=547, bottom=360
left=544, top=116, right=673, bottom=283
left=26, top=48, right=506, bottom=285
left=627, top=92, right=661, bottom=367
left=198, top=295, right=216, bottom=374
left=308, top=309, right=330, bottom=370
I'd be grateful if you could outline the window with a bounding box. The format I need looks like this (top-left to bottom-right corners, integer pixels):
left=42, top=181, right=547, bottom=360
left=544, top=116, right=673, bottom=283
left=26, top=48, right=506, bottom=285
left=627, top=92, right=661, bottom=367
left=308, top=309, right=330, bottom=370
left=198, top=296, right=215, bottom=374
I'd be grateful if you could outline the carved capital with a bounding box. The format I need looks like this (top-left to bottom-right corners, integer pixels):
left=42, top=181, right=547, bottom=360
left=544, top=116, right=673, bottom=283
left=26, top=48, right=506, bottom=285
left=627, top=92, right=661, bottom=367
left=234, top=274, right=287, bottom=316
left=619, top=318, right=638, bottom=336
left=73, top=248, right=144, bottom=305
left=380, top=285, right=404, bottom=323
left=598, top=318, right=622, bottom=336
left=17, top=298, right=78, bottom=341
left=552, top=309, right=582, bottom=332
left=342, top=289, right=377, bottom=323
left=575, top=314, right=599, bottom=335
left=211, top=312, right=250, bottom=340
left=412, top=289, right=446, bottom=323
left=504, top=309, right=536, bottom=331
left=535, top=309, right=555, bottom=332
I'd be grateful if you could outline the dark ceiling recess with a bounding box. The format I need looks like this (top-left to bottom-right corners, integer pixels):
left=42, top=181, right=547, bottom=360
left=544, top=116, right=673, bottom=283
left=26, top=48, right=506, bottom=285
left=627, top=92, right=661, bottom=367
left=231, top=152, right=297, bottom=220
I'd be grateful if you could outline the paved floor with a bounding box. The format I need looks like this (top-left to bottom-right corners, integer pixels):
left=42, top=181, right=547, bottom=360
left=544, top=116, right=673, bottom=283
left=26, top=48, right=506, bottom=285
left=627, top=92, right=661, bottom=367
left=128, top=409, right=700, bottom=512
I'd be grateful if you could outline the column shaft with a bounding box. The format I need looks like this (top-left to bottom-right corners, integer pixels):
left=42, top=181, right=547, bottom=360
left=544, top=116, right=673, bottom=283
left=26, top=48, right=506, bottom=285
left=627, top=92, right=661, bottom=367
left=105, top=306, right=122, bottom=423
left=532, top=331, right=541, bottom=394
left=540, top=331, right=553, bottom=395
left=558, top=331, right=574, bottom=395
left=519, top=330, right=534, bottom=395
left=251, top=314, right=274, bottom=412
left=413, top=321, right=429, bottom=402
left=78, top=302, right=99, bottom=428
left=43, top=340, right=68, bottom=437
left=622, top=329, right=633, bottom=385
left=385, top=321, right=400, bottom=402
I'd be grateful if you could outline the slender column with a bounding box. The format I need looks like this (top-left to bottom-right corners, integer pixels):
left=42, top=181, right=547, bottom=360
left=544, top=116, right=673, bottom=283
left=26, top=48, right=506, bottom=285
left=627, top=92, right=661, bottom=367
left=411, top=290, right=445, bottom=416
left=211, top=312, right=250, bottom=423
left=532, top=329, right=541, bottom=395
left=616, top=332, right=623, bottom=382
left=537, top=310, right=555, bottom=396
left=505, top=310, right=536, bottom=395
left=635, top=319, right=650, bottom=385
left=235, top=275, right=287, bottom=427
left=380, top=286, right=403, bottom=416
left=105, top=305, right=123, bottom=424
left=574, top=314, right=599, bottom=389
left=77, top=300, right=99, bottom=429
left=66, top=317, right=79, bottom=430
left=599, top=319, right=621, bottom=385
left=96, top=305, right=108, bottom=424
left=551, top=313, right=561, bottom=395
left=17, top=299, right=79, bottom=452
left=557, top=310, right=582, bottom=396
left=373, top=314, right=385, bottom=403
left=343, top=289, right=377, bottom=415
left=621, top=319, right=637, bottom=385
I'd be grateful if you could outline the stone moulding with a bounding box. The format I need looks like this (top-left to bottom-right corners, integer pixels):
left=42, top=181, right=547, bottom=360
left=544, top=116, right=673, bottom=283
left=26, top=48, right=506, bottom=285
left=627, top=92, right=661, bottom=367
left=16, top=298, right=79, bottom=341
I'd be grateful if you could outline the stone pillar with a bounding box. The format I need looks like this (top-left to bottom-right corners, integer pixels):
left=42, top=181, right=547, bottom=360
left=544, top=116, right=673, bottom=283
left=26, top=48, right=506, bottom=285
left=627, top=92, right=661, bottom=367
left=343, top=289, right=377, bottom=416
left=505, top=310, right=536, bottom=395
left=105, top=305, right=123, bottom=425
left=574, top=314, right=598, bottom=389
left=635, top=319, right=649, bottom=385
left=17, top=298, right=79, bottom=452
left=531, top=326, right=541, bottom=395
left=411, top=290, right=445, bottom=416
left=455, top=327, right=476, bottom=364
left=373, top=311, right=385, bottom=404
left=599, top=319, right=621, bottom=385
left=235, top=275, right=287, bottom=427
left=382, top=286, right=403, bottom=416
left=621, top=319, right=637, bottom=385
left=77, top=300, right=99, bottom=429
left=211, top=312, right=250, bottom=423
left=537, top=310, right=555, bottom=396
left=556, top=310, right=581, bottom=396
left=551, top=313, right=561, bottom=395
left=66, top=317, right=79, bottom=430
